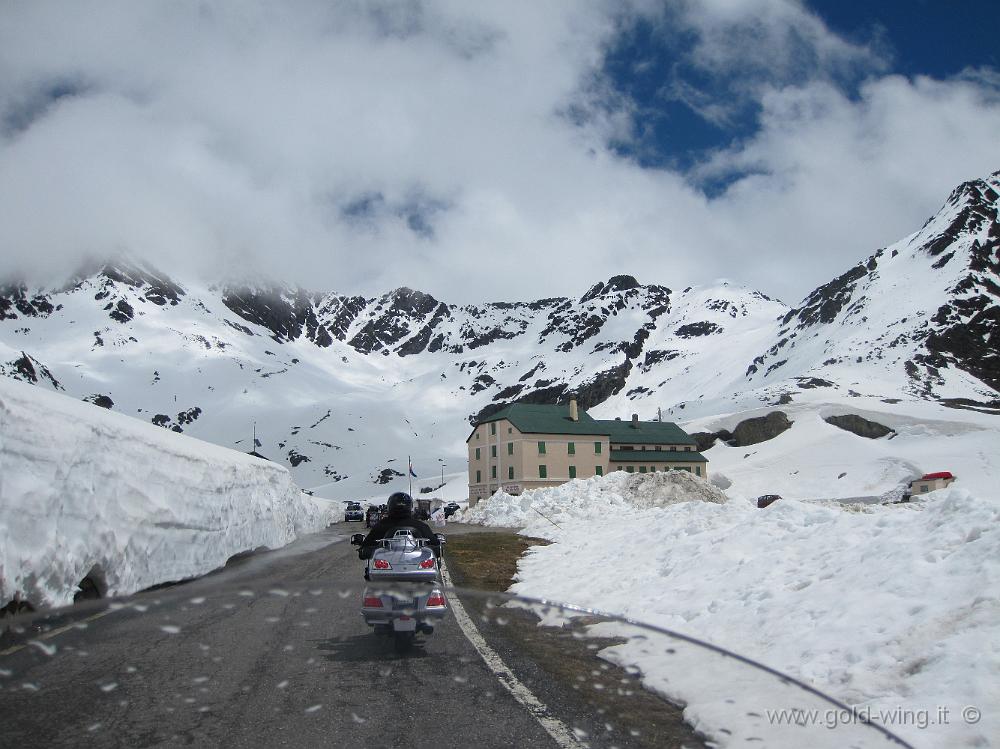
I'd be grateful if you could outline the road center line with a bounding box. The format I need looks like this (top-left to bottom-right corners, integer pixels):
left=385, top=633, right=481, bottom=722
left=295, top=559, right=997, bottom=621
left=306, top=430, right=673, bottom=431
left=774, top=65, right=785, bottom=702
left=0, top=607, right=115, bottom=657
left=440, top=561, right=588, bottom=749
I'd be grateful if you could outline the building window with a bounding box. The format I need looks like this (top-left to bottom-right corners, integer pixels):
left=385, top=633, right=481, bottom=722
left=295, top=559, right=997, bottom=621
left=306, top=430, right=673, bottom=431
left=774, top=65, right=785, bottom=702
left=569, top=466, right=576, bottom=479
left=539, top=465, right=547, bottom=479
left=620, top=445, right=633, bottom=451
left=641, top=446, right=646, bottom=451
left=639, top=466, right=647, bottom=473
left=685, top=446, right=692, bottom=452
left=507, top=442, right=513, bottom=456
left=475, top=447, right=480, bottom=460
left=594, top=441, right=602, bottom=454
left=655, top=446, right=661, bottom=451
left=595, top=466, right=603, bottom=476
left=476, top=432, right=480, bottom=440
left=695, top=466, right=701, bottom=476
left=627, top=466, right=634, bottom=473
left=491, top=465, right=497, bottom=479
left=476, top=470, right=481, bottom=483
left=508, top=466, right=514, bottom=480
left=508, top=427, right=512, bottom=433
left=490, top=422, right=496, bottom=436
left=568, top=442, right=575, bottom=455
left=538, top=441, right=546, bottom=455
left=491, top=445, right=497, bottom=458
left=921, top=485, right=928, bottom=493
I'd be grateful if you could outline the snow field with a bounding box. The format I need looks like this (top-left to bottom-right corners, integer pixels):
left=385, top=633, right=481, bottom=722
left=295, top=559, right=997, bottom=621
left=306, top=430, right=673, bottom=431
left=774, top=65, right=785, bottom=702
left=0, top=377, right=334, bottom=608
left=467, top=472, right=1000, bottom=747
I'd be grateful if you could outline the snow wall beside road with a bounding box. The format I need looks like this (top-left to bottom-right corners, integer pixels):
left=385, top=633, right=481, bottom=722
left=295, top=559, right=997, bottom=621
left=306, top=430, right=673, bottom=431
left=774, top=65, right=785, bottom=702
left=0, top=377, right=333, bottom=608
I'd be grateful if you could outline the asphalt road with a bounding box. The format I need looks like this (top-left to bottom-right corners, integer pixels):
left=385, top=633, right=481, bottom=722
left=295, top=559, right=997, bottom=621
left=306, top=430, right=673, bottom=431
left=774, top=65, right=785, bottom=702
left=0, top=523, right=593, bottom=749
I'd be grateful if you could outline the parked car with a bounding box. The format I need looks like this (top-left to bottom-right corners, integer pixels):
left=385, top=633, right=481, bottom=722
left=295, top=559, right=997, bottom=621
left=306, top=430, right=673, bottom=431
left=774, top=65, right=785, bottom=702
left=756, top=494, right=781, bottom=509
left=344, top=501, right=364, bottom=522
left=443, top=502, right=461, bottom=519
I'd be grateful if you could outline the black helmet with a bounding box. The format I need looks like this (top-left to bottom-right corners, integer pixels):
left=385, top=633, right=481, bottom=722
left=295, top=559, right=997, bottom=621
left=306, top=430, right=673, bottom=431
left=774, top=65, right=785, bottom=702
left=386, top=492, right=413, bottom=519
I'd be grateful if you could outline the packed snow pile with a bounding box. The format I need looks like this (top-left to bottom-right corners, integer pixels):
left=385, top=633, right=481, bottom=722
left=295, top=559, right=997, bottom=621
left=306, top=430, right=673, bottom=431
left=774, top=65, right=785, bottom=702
left=501, top=488, right=999, bottom=747
left=460, top=470, right=727, bottom=533
left=0, top=377, right=333, bottom=609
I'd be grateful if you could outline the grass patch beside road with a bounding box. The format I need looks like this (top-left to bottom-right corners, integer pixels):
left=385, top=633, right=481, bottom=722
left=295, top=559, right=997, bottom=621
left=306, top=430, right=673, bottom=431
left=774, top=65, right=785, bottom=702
left=443, top=532, right=548, bottom=591
left=444, top=530, right=706, bottom=749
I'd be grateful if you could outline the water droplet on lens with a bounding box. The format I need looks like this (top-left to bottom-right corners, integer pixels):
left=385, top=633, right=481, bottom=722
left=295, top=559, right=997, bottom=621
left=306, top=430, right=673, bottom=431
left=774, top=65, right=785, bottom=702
left=28, top=640, right=57, bottom=656
left=277, top=680, right=289, bottom=689
left=351, top=712, right=366, bottom=724
left=99, top=682, right=118, bottom=693
left=305, top=704, right=322, bottom=714
left=160, top=625, right=181, bottom=635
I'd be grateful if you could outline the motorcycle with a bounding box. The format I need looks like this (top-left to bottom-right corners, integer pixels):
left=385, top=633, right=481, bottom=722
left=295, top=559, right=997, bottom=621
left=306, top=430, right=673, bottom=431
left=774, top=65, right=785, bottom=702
left=350, top=529, right=447, bottom=652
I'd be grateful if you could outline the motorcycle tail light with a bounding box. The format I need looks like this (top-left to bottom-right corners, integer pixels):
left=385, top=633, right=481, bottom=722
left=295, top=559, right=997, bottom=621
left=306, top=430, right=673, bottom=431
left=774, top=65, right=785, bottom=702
left=418, top=558, right=436, bottom=569
left=363, top=596, right=383, bottom=608
left=373, top=559, right=391, bottom=569
left=426, top=593, right=446, bottom=608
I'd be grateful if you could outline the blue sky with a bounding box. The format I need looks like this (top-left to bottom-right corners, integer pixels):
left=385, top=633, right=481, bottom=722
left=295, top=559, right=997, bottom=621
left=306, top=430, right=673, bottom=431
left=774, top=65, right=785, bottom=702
left=1, top=2, right=999, bottom=305
left=603, top=1, right=1000, bottom=189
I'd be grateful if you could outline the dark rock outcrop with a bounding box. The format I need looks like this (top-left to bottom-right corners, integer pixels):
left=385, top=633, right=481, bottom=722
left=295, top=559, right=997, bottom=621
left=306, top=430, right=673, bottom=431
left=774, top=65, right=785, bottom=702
left=84, top=394, right=114, bottom=409
left=824, top=414, right=894, bottom=439
left=730, top=412, right=792, bottom=447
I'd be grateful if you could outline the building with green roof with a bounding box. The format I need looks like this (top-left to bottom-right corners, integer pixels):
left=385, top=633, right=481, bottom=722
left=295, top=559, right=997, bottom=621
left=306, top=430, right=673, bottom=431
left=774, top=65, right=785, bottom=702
left=467, top=398, right=707, bottom=504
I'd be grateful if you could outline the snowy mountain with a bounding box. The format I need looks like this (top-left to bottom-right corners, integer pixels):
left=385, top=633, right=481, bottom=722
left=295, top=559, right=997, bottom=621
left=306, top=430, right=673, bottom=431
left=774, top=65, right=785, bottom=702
left=735, top=171, right=1000, bottom=415
left=1, top=169, right=998, bottom=497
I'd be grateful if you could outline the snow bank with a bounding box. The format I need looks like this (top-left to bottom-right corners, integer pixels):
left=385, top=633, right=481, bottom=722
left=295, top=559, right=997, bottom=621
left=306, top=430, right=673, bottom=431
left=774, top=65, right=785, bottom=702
left=487, top=482, right=998, bottom=747
left=0, top=377, right=333, bottom=608
left=460, top=470, right=727, bottom=532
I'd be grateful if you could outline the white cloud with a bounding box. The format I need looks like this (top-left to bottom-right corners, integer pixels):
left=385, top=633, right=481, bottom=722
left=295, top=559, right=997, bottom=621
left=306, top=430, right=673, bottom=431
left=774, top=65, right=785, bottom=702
left=0, top=1, right=997, bottom=306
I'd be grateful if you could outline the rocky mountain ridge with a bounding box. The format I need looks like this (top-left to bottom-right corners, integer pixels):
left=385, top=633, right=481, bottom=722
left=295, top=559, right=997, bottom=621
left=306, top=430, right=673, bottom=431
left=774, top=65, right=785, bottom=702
left=1, top=169, right=998, bottom=491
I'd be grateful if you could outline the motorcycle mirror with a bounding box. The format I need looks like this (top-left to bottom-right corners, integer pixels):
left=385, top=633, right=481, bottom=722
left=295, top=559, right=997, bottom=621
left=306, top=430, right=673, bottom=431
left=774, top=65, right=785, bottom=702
left=350, top=534, right=364, bottom=546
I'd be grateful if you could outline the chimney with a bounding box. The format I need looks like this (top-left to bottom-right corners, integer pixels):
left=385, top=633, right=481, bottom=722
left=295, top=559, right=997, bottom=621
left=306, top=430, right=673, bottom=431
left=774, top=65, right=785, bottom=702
left=631, top=413, right=639, bottom=428
left=569, top=397, right=578, bottom=422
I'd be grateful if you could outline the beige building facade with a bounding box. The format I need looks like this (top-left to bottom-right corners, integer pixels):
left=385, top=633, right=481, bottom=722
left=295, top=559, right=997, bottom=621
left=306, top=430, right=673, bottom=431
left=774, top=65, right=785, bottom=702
left=467, top=400, right=707, bottom=504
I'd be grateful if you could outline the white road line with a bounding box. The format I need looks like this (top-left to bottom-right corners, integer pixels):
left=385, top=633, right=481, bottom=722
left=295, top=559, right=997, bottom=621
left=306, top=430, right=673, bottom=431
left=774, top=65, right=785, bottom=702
left=440, top=561, right=588, bottom=749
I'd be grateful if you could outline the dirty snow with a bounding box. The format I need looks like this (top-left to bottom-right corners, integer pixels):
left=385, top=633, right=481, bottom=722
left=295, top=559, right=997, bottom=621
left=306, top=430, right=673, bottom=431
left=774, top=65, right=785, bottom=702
left=0, top=377, right=334, bottom=608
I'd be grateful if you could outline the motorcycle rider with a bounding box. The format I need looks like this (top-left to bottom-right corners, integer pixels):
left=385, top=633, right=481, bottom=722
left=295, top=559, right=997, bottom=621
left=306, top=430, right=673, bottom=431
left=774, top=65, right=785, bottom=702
left=358, top=492, right=440, bottom=559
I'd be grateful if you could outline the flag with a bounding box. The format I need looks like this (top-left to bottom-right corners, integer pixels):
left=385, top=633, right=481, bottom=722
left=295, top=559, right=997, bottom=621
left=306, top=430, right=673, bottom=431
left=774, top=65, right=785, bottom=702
left=409, top=461, right=417, bottom=478
left=254, top=437, right=262, bottom=448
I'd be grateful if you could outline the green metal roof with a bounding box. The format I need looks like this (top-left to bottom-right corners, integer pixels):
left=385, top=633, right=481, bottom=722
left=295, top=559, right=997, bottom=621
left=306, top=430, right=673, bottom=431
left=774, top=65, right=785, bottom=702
left=609, top=450, right=708, bottom=463
left=474, top=403, right=606, bottom=436
left=471, top=403, right=697, bottom=446
left=598, top=419, right=697, bottom=445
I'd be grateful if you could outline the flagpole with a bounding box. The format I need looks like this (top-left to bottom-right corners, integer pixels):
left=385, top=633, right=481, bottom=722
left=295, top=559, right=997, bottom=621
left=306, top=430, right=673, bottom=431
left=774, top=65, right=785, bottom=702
left=408, top=454, right=412, bottom=496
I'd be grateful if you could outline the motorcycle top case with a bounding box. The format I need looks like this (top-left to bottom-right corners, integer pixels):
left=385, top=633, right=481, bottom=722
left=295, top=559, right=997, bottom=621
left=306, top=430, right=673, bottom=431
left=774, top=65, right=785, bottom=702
left=367, top=537, right=439, bottom=582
